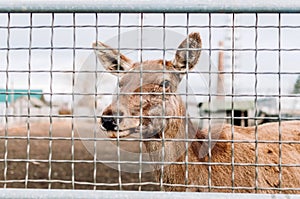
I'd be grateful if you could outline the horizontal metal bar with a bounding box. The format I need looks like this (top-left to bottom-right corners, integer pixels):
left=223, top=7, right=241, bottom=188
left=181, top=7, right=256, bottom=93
left=1, top=158, right=300, bottom=167
left=0, top=189, right=300, bottom=199
left=0, top=70, right=300, bottom=77
left=3, top=47, right=300, bottom=52
left=2, top=25, right=300, bottom=29
left=1, top=134, right=300, bottom=145
left=0, top=0, right=300, bottom=13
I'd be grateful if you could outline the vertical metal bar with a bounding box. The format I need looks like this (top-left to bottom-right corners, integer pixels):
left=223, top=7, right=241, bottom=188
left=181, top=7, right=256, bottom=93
left=230, top=13, right=235, bottom=193
left=71, top=12, right=76, bottom=189
left=93, top=12, right=99, bottom=191
left=278, top=13, right=283, bottom=193
left=25, top=13, right=33, bottom=188
left=184, top=13, right=190, bottom=189
left=48, top=12, right=55, bottom=189
left=159, top=13, right=165, bottom=191
left=161, top=11, right=167, bottom=190
left=116, top=12, right=122, bottom=190
left=254, top=13, right=259, bottom=193
left=208, top=12, right=212, bottom=192
left=138, top=12, right=144, bottom=192
left=3, top=12, right=10, bottom=189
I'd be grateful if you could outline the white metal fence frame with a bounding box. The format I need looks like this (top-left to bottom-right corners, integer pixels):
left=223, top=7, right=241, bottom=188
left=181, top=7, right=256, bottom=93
left=0, top=0, right=300, bottom=198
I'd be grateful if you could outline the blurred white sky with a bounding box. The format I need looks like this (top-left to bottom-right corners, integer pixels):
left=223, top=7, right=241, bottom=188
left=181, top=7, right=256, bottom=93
left=0, top=13, right=299, bottom=103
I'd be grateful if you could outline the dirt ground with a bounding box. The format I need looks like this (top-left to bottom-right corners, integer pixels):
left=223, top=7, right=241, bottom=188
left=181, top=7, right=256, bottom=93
left=0, top=119, right=159, bottom=191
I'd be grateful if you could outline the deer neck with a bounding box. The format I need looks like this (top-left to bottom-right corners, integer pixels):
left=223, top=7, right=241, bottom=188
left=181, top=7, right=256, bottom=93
left=143, top=116, right=201, bottom=190
left=144, top=114, right=200, bottom=167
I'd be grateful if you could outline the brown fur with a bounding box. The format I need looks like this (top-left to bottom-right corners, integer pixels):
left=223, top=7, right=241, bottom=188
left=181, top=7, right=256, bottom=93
left=94, top=32, right=300, bottom=193
left=154, top=120, right=300, bottom=193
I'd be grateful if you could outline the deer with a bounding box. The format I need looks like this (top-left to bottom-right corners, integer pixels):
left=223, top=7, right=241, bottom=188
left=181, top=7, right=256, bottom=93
left=93, top=32, right=300, bottom=193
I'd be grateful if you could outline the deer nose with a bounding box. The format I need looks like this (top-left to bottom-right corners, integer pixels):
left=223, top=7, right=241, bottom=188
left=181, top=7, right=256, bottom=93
left=101, top=116, right=118, bottom=131
left=101, top=113, right=124, bottom=131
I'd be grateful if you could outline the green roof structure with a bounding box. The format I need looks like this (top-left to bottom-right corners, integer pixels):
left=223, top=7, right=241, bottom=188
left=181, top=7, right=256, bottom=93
left=0, top=89, right=43, bottom=103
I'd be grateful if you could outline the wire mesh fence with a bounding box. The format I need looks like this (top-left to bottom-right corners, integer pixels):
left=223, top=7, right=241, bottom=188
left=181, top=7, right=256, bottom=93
left=0, top=1, right=300, bottom=197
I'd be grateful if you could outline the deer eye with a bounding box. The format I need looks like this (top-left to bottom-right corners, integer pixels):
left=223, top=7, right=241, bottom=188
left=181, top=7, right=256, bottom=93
left=159, top=80, right=171, bottom=88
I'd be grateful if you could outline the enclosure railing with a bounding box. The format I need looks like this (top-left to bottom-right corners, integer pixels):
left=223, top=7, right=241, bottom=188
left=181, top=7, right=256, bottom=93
left=1, top=189, right=300, bottom=199
left=1, top=0, right=300, bottom=13
left=0, top=0, right=300, bottom=198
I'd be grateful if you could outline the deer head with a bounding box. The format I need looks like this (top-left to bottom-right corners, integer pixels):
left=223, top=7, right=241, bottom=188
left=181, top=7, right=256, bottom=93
left=94, top=32, right=202, bottom=139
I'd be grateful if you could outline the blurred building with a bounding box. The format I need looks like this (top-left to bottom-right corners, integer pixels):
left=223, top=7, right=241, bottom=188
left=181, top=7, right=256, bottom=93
left=0, top=89, right=59, bottom=125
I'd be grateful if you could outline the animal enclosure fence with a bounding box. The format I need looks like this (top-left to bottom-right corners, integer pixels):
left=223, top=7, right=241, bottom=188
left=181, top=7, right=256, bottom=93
left=0, top=0, right=300, bottom=198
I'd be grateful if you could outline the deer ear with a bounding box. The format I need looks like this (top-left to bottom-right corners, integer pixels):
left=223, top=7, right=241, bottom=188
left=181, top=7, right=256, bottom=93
left=93, top=41, right=133, bottom=73
left=172, top=32, right=202, bottom=71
